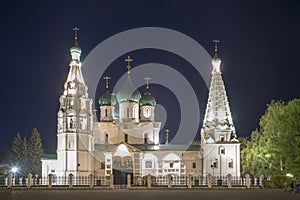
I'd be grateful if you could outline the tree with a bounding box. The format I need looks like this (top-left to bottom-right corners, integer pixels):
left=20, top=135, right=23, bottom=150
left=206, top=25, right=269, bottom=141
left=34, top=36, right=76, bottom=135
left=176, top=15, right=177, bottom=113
left=21, top=136, right=29, bottom=175
left=28, top=128, right=44, bottom=176
left=241, top=99, right=300, bottom=177
left=10, top=132, right=23, bottom=167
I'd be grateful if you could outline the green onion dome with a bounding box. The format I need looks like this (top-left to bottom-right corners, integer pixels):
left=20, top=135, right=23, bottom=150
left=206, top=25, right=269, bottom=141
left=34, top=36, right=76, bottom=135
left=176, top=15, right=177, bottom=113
left=99, top=90, right=112, bottom=106
left=70, top=39, right=82, bottom=54
left=139, top=91, right=156, bottom=106
left=116, top=76, right=141, bottom=103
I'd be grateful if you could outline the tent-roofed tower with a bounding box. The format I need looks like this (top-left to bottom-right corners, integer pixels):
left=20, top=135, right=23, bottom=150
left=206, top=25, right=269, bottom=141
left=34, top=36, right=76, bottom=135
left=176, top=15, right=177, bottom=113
left=56, top=27, right=94, bottom=176
left=201, top=40, right=240, bottom=177
left=201, top=40, right=237, bottom=144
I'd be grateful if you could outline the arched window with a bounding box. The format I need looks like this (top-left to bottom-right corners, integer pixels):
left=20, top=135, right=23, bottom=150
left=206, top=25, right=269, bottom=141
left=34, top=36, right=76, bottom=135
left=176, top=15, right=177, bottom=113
left=127, top=107, right=129, bottom=118
left=80, top=115, right=87, bottom=130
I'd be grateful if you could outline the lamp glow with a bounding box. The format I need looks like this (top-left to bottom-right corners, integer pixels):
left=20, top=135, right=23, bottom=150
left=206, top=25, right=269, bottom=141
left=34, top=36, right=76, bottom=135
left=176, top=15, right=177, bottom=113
left=11, top=167, right=18, bottom=173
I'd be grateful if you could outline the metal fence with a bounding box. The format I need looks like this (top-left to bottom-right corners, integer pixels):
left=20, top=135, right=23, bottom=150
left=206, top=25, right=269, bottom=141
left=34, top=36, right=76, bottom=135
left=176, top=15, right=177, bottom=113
left=0, top=174, right=263, bottom=188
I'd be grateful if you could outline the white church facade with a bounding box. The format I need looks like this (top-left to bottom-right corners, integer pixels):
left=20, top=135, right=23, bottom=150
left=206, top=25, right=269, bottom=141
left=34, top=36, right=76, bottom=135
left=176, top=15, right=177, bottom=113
left=41, top=31, right=240, bottom=184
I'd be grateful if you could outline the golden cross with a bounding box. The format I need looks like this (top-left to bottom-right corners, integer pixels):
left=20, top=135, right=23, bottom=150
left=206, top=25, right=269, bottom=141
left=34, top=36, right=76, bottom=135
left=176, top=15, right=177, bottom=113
left=125, top=56, right=133, bottom=73
left=165, top=129, right=170, bottom=144
left=73, top=27, right=80, bottom=39
left=103, top=76, right=111, bottom=89
left=144, top=76, right=151, bottom=90
left=213, top=39, right=220, bottom=53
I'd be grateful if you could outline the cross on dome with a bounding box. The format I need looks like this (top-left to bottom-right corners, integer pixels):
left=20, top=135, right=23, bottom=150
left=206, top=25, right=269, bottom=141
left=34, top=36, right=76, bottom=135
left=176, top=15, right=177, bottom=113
left=73, top=27, right=79, bottom=40
left=103, top=76, right=111, bottom=89
left=144, top=76, right=151, bottom=90
left=165, top=129, right=170, bottom=144
left=213, top=39, right=220, bottom=53
left=125, top=56, right=133, bottom=74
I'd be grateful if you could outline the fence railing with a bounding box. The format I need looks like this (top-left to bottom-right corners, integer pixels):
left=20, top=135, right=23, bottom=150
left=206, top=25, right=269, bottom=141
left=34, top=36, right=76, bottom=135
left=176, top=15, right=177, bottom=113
left=0, top=174, right=264, bottom=189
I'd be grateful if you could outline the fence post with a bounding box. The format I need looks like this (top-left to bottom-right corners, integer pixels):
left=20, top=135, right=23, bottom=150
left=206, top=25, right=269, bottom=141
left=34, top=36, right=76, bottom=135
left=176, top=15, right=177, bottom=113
left=110, top=175, right=114, bottom=189
left=147, top=175, right=151, bottom=189
left=27, top=174, right=32, bottom=188
left=137, top=176, right=141, bottom=186
left=68, top=174, right=74, bottom=188
left=48, top=174, right=52, bottom=188
left=89, top=174, right=94, bottom=188
left=127, top=174, right=131, bottom=189
left=227, top=174, right=232, bottom=188
left=188, top=175, right=192, bottom=189
left=7, top=174, right=12, bottom=189
left=207, top=174, right=212, bottom=188
left=245, top=174, right=251, bottom=189
left=259, top=175, right=264, bottom=188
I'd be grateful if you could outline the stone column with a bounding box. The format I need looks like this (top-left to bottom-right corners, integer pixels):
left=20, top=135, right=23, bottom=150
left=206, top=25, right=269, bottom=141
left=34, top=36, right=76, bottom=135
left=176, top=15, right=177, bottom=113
left=245, top=174, right=251, bottom=189
left=188, top=175, right=192, bottom=189
left=27, top=174, right=32, bottom=188
left=259, top=175, right=264, bottom=188
left=147, top=175, right=151, bottom=189
left=127, top=174, right=131, bottom=189
left=48, top=174, right=52, bottom=188
left=168, top=174, right=172, bottom=189
left=7, top=174, right=12, bottom=189
left=89, top=174, right=94, bottom=188
left=68, top=174, right=74, bottom=188
left=110, top=175, right=114, bottom=189
left=227, top=174, right=232, bottom=188
left=207, top=174, right=212, bottom=188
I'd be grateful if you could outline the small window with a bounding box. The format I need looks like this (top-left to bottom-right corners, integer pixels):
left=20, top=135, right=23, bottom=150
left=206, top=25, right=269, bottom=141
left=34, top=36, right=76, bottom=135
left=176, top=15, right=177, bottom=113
left=68, top=140, right=73, bottom=149
left=192, top=163, right=196, bottom=168
left=127, top=107, right=130, bottom=118
left=228, top=160, right=233, bottom=168
left=100, top=161, right=105, bottom=169
left=220, top=135, right=224, bottom=142
left=211, top=159, right=218, bottom=168
left=145, top=161, right=153, bottom=169
left=51, top=169, right=55, bottom=173
left=125, top=134, right=128, bottom=143
left=220, top=147, right=225, bottom=155
left=105, top=134, right=108, bottom=143
left=170, top=163, right=174, bottom=168
left=144, top=134, right=148, bottom=144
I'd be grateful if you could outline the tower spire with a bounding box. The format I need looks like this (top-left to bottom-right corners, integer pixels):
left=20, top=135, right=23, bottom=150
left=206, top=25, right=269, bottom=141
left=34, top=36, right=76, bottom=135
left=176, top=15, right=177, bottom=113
left=211, top=39, right=221, bottom=72
left=70, top=27, right=81, bottom=61
left=125, top=56, right=133, bottom=75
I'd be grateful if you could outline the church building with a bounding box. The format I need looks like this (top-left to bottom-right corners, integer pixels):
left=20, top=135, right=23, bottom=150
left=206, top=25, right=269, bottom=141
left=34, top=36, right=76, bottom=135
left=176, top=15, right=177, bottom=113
left=41, top=30, right=240, bottom=183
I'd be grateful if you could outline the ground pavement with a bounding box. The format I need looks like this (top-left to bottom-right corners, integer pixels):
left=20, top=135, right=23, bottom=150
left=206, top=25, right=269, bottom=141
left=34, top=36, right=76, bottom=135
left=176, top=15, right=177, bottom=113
left=0, top=189, right=299, bottom=200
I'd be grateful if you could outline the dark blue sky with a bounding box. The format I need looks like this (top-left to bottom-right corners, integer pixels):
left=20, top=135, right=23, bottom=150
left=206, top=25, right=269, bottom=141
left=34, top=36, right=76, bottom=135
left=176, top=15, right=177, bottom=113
left=0, top=1, right=299, bottom=153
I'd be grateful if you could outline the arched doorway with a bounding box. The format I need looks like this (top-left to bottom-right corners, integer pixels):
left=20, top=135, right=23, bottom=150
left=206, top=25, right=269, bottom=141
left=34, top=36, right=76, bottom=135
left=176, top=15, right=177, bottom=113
left=113, top=156, right=133, bottom=186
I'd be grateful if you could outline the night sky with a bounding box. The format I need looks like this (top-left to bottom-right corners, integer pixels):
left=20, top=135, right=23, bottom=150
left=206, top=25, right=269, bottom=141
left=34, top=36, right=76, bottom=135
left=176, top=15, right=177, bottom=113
left=0, top=1, right=299, bottom=153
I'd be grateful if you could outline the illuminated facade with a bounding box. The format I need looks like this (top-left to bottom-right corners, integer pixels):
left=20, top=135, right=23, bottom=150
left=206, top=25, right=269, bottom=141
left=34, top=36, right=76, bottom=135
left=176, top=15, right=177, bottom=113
left=41, top=33, right=240, bottom=182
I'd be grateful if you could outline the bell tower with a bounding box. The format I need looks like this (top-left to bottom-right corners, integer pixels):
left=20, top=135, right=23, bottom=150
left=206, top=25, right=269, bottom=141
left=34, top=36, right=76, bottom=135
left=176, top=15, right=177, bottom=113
left=201, top=40, right=240, bottom=177
left=56, top=28, right=94, bottom=176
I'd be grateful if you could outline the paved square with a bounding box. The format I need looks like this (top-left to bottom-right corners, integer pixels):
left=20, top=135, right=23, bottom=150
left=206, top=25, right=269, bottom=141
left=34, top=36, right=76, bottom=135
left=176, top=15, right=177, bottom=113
left=0, top=189, right=299, bottom=200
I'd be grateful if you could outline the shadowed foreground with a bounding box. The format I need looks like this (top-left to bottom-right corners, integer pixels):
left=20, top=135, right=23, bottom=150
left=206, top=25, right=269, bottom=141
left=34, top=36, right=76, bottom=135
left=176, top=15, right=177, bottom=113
left=0, top=189, right=298, bottom=200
